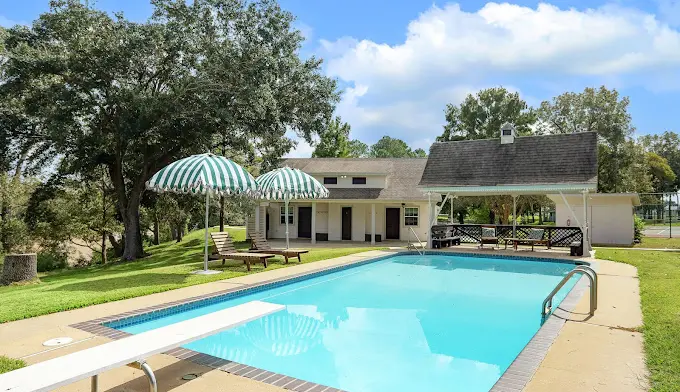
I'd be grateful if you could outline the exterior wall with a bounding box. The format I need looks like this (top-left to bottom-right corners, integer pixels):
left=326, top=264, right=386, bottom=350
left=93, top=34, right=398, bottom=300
left=313, top=174, right=386, bottom=189
left=259, top=201, right=432, bottom=243
left=551, top=195, right=635, bottom=245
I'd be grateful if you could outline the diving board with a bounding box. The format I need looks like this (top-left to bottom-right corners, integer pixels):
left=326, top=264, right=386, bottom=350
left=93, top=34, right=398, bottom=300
left=0, top=300, right=285, bottom=392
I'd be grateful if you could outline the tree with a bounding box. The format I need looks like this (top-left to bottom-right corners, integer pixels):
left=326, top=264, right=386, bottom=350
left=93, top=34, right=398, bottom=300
left=369, top=136, right=426, bottom=158
left=348, top=140, right=369, bottom=158
left=1, top=0, right=338, bottom=260
left=640, top=131, right=680, bottom=191
left=646, top=152, right=676, bottom=193
left=438, top=87, right=536, bottom=141
left=536, top=86, right=642, bottom=192
left=312, top=117, right=351, bottom=158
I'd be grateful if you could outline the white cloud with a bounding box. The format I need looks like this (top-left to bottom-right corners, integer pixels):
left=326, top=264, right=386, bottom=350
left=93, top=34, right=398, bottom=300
left=284, top=131, right=316, bottom=158
left=320, top=2, right=680, bottom=148
left=0, top=15, right=25, bottom=28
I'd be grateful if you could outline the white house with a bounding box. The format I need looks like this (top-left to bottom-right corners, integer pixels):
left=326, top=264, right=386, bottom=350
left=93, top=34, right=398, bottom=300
left=248, top=158, right=437, bottom=244
left=548, top=193, right=641, bottom=246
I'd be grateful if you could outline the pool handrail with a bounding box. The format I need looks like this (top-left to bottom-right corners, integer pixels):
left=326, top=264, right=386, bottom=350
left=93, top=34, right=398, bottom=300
left=541, top=265, right=597, bottom=319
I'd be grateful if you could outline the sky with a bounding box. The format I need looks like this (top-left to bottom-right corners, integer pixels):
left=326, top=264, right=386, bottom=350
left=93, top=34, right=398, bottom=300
left=1, top=0, right=680, bottom=158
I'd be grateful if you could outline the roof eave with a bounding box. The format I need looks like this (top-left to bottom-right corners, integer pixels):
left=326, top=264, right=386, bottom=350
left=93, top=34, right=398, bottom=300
left=418, top=183, right=597, bottom=196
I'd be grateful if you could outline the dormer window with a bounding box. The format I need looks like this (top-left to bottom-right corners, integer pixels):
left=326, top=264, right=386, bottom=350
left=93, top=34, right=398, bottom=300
left=324, top=177, right=338, bottom=185
left=352, top=177, right=367, bottom=185
left=500, top=123, right=516, bottom=144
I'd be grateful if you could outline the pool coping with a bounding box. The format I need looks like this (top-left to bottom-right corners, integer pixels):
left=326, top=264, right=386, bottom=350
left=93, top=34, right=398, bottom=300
left=70, top=250, right=592, bottom=392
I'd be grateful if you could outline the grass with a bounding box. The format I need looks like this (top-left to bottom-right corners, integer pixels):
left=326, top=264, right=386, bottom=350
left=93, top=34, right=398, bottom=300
left=0, top=226, right=384, bottom=324
left=637, top=237, right=680, bottom=249
left=0, top=356, right=25, bottom=374
left=597, top=249, right=680, bottom=391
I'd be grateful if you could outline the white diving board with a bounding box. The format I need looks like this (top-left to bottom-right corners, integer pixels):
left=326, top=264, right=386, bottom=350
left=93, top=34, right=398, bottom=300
left=0, top=300, right=285, bottom=392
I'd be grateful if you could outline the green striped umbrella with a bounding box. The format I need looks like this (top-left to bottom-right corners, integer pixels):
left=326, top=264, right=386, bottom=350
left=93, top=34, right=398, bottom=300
left=146, top=153, right=258, bottom=274
left=256, top=167, right=329, bottom=248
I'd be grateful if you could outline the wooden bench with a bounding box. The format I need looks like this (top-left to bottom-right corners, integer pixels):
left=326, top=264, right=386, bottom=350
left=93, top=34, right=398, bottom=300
left=0, top=301, right=284, bottom=392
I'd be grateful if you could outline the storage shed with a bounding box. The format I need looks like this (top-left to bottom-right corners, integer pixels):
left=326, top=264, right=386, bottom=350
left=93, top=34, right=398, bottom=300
left=548, top=193, right=641, bottom=246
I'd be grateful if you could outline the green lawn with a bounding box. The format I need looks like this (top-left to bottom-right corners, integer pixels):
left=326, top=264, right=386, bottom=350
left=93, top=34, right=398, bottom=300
left=637, top=237, right=680, bottom=249
left=0, top=226, right=384, bottom=324
left=597, top=249, right=680, bottom=391
left=0, top=356, right=25, bottom=374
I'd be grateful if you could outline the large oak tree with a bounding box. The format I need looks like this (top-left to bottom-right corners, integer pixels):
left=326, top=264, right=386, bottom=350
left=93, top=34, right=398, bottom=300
left=0, top=0, right=338, bottom=260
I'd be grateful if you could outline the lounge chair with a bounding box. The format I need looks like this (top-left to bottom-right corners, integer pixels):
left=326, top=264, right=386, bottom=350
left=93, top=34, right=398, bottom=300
left=211, top=232, right=275, bottom=271
left=0, top=301, right=284, bottom=392
left=249, top=231, right=309, bottom=264
left=504, top=228, right=552, bottom=251
left=479, top=226, right=498, bottom=249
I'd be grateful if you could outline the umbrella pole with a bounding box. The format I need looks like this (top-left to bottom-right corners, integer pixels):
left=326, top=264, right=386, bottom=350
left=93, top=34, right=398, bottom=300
left=285, top=196, right=290, bottom=249
left=204, top=191, right=209, bottom=271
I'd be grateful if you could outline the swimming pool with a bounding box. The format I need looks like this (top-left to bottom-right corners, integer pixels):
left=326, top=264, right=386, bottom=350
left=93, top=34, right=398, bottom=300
left=111, top=253, right=580, bottom=392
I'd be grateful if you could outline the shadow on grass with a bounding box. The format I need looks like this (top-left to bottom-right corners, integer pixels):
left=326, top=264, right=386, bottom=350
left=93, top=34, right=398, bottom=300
left=48, top=273, right=189, bottom=292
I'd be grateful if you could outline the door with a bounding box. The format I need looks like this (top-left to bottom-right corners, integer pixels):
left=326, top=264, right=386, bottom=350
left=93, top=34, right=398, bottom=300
left=298, top=207, right=312, bottom=238
left=386, top=208, right=400, bottom=240
left=342, top=207, right=352, bottom=240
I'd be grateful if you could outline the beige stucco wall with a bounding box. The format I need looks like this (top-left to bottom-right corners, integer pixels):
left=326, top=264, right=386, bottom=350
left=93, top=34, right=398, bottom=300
left=254, top=201, right=432, bottom=243
left=314, top=174, right=386, bottom=189
left=550, top=194, right=636, bottom=246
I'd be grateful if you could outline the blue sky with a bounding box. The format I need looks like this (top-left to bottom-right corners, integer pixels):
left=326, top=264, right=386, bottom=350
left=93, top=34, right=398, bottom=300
left=2, top=1, right=680, bottom=157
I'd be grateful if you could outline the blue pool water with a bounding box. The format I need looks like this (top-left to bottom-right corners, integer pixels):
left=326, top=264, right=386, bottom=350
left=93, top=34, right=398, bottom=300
left=116, top=254, right=579, bottom=392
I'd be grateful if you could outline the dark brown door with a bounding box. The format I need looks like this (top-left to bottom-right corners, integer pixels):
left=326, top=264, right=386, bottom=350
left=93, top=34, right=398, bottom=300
left=298, top=207, right=312, bottom=238
left=342, top=207, right=352, bottom=240
left=386, top=208, right=400, bottom=240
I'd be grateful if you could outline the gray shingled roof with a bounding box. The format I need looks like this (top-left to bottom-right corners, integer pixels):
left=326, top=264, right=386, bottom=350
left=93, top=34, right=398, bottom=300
left=419, top=132, right=598, bottom=187
left=283, top=158, right=430, bottom=201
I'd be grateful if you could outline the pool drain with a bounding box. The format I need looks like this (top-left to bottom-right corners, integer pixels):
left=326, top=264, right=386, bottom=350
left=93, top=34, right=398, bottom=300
left=43, top=337, right=73, bottom=347
left=182, top=374, right=199, bottom=381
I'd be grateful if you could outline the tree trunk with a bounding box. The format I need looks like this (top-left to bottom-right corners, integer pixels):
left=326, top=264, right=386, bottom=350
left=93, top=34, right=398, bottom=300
left=101, top=232, right=108, bottom=264
left=153, top=214, right=160, bottom=245
left=121, top=201, right=144, bottom=260
left=1, top=253, right=38, bottom=285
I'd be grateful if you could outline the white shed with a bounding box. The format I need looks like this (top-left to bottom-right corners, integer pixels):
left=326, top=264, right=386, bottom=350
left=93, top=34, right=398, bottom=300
left=548, top=193, right=641, bottom=246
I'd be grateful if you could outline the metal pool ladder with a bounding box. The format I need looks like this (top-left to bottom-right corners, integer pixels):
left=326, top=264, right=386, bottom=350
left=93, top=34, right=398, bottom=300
left=542, top=265, right=597, bottom=319
left=407, top=227, right=424, bottom=255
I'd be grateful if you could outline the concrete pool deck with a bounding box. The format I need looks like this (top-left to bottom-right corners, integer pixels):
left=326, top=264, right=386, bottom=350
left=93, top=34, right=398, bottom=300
left=0, top=248, right=647, bottom=392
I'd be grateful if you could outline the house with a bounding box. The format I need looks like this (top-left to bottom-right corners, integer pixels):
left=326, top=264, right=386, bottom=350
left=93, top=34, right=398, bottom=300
left=248, top=158, right=437, bottom=244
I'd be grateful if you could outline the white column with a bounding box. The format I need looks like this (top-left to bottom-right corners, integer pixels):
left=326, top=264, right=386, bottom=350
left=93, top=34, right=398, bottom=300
left=371, top=203, right=376, bottom=245
left=583, top=189, right=590, bottom=255
left=254, top=204, right=260, bottom=233
left=427, top=192, right=432, bottom=248
left=450, top=198, right=454, bottom=224
left=311, top=202, right=317, bottom=244
left=512, top=195, right=518, bottom=238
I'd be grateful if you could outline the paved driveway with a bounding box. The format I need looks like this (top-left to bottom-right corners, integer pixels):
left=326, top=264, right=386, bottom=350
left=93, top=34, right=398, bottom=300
left=643, top=225, right=679, bottom=238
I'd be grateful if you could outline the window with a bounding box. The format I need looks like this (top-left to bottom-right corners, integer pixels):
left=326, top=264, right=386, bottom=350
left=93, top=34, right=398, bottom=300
left=404, top=207, right=419, bottom=226
left=352, top=177, right=367, bottom=185
left=502, top=128, right=512, bottom=136
left=324, top=177, right=338, bottom=185
left=280, top=206, right=294, bottom=224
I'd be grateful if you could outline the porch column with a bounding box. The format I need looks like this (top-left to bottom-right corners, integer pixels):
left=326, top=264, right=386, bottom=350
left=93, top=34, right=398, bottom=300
left=371, top=203, right=376, bottom=245
left=427, top=192, right=432, bottom=248
left=311, top=202, right=317, bottom=244
left=512, top=195, right=518, bottom=238
left=583, top=190, right=590, bottom=255
left=450, top=198, right=454, bottom=224
left=255, top=204, right=260, bottom=233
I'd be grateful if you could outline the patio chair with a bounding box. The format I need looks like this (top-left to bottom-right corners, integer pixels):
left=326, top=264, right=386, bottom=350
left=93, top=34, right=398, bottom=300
left=479, top=226, right=498, bottom=249
left=504, top=228, right=552, bottom=251
left=211, top=232, right=275, bottom=271
left=249, top=231, right=309, bottom=264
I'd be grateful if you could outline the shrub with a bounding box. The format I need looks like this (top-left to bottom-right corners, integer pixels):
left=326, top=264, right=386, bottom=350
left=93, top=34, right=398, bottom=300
left=0, top=356, right=25, bottom=374
left=633, top=215, right=645, bottom=243
left=37, top=249, right=68, bottom=272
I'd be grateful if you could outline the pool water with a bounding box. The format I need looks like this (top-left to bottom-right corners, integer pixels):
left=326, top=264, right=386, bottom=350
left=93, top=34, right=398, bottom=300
left=117, top=254, right=579, bottom=392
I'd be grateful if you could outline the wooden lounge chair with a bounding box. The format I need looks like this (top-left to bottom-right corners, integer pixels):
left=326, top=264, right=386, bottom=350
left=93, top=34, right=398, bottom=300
left=479, top=226, right=498, bottom=249
left=0, top=301, right=284, bottom=392
left=504, top=228, right=552, bottom=251
left=249, top=231, right=309, bottom=264
left=211, top=232, right=275, bottom=271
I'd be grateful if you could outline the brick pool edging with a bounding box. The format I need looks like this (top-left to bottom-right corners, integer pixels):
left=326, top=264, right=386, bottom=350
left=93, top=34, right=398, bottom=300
left=70, top=250, right=593, bottom=392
